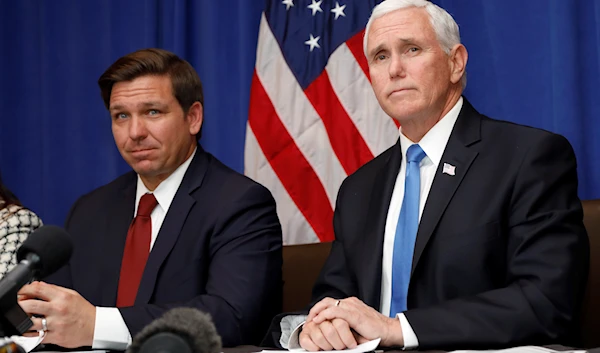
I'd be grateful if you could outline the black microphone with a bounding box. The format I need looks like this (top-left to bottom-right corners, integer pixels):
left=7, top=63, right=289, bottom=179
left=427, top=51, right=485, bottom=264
left=0, top=225, right=73, bottom=336
left=128, top=308, right=222, bottom=353
left=15, top=225, right=73, bottom=281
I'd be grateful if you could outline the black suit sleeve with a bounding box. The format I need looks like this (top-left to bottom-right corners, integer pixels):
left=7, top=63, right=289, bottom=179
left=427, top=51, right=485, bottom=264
left=43, top=194, right=87, bottom=288
left=404, top=133, right=589, bottom=349
left=119, top=183, right=283, bottom=347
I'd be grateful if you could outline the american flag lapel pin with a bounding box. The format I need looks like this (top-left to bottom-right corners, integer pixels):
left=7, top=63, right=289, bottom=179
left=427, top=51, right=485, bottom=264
left=442, top=163, right=456, bottom=176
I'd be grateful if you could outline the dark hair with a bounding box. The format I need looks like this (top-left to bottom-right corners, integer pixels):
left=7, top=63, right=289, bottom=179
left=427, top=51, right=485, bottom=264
left=0, top=172, right=21, bottom=208
left=98, top=48, right=204, bottom=139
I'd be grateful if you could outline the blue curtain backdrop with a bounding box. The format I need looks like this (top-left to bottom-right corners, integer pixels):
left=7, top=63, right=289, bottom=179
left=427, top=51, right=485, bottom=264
left=0, top=0, right=598, bottom=226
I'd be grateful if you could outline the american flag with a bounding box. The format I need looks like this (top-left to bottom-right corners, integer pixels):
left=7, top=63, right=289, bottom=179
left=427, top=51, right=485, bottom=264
left=245, top=0, right=399, bottom=244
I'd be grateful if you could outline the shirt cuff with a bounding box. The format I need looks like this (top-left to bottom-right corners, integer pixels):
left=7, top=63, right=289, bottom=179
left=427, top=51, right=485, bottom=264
left=92, top=307, right=132, bottom=350
left=280, top=314, right=307, bottom=349
left=397, top=313, right=418, bottom=349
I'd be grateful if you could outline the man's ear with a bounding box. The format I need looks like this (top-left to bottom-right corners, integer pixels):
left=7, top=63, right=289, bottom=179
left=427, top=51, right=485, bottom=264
left=187, top=102, right=203, bottom=136
left=449, top=44, right=468, bottom=85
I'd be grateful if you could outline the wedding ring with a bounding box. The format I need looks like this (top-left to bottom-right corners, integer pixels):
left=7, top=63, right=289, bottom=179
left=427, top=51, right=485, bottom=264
left=41, top=318, right=48, bottom=332
left=335, top=299, right=341, bottom=307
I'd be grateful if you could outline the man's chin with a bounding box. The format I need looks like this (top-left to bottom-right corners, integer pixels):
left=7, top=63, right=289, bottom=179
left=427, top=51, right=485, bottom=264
left=129, top=161, right=158, bottom=176
left=387, top=107, right=423, bottom=123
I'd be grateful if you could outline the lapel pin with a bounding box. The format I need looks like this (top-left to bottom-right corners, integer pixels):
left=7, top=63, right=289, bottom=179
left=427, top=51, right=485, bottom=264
left=442, top=162, right=456, bottom=176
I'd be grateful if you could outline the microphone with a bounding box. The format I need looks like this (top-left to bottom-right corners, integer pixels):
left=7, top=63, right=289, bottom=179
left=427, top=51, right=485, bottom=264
left=128, top=308, right=222, bottom=353
left=0, top=225, right=73, bottom=336
left=15, top=225, right=73, bottom=281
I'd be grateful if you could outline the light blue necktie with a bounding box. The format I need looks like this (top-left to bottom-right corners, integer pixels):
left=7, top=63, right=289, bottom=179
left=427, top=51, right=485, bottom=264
left=390, top=144, right=426, bottom=316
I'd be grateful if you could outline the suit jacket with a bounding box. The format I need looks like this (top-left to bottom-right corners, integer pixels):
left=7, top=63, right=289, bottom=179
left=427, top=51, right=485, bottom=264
left=47, top=146, right=283, bottom=347
left=265, top=99, right=589, bottom=349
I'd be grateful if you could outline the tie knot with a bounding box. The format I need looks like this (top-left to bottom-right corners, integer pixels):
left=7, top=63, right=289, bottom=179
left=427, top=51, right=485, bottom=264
left=406, top=144, right=426, bottom=163
left=137, top=193, right=157, bottom=217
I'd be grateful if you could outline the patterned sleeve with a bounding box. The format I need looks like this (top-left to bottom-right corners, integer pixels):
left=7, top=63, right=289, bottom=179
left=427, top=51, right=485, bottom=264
left=0, top=206, right=43, bottom=279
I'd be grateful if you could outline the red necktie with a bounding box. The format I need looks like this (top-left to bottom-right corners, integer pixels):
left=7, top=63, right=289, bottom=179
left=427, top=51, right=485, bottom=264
left=116, top=193, right=158, bottom=307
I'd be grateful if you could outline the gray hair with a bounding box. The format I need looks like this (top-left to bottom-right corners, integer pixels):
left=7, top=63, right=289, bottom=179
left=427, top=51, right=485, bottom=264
left=363, top=0, right=466, bottom=88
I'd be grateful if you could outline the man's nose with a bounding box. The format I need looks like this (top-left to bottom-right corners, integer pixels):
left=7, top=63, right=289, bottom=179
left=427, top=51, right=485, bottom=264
left=129, top=116, right=148, bottom=140
left=389, top=55, right=406, bottom=78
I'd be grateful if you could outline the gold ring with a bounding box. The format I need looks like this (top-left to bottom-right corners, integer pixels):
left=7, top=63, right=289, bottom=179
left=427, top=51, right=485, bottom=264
left=41, top=318, right=48, bottom=332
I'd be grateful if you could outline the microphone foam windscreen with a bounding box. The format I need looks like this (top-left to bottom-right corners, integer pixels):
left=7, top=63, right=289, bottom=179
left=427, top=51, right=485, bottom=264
left=129, top=308, right=222, bottom=353
left=16, top=225, right=73, bottom=278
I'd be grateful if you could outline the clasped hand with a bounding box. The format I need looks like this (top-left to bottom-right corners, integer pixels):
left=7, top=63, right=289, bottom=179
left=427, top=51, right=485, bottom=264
left=299, top=297, right=404, bottom=351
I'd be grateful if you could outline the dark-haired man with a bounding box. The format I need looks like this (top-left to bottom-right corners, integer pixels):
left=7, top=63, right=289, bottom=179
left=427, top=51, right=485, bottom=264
left=18, top=48, right=283, bottom=350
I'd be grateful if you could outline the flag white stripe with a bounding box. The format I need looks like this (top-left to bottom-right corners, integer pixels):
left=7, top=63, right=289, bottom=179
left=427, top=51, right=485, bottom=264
left=244, top=125, right=320, bottom=245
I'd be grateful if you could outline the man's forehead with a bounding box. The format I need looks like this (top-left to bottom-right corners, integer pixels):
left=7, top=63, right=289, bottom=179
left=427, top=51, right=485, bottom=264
left=109, top=78, right=173, bottom=109
left=367, top=8, right=434, bottom=47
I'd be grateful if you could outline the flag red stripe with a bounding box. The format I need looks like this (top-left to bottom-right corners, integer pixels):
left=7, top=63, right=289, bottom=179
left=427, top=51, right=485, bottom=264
left=248, top=71, right=335, bottom=242
left=304, top=71, right=374, bottom=175
left=345, top=30, right=401, bottom=129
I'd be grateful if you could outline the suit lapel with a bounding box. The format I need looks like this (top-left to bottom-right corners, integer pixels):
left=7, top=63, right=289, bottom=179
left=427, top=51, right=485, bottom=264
left=358, top=140, right=402, bottom=309
left=101, top=174, right=136, bottom=307
left=135, top=148, right=209, bottom=304
left=411, top=100, right=482, bottom=275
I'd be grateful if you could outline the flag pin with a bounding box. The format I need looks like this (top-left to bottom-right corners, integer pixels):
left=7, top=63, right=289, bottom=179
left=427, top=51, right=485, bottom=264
left=442, top=163, right=456, bottom=176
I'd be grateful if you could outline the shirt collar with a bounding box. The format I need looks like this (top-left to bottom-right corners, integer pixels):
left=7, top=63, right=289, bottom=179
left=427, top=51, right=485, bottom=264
left=399, top=97, right=463, bottom=167
left=135, top=146, right=197, bottom=215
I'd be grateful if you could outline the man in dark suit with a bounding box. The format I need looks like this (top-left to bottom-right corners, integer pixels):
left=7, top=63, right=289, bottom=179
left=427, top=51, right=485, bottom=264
left=18, top=48, right=283, bottom=350
left=267, top=0, right=589, bottom=351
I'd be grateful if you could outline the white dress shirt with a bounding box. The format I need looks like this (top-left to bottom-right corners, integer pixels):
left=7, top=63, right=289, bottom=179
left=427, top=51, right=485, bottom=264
left=381, top=97, right=463, bottom=348
left=92, top=147, right=197, bottom=351
left=282, top=98, right=463, bottom=350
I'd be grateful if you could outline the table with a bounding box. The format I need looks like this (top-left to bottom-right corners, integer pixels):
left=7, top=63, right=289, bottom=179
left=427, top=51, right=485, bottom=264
left=223, top=345, right=600, bottom=353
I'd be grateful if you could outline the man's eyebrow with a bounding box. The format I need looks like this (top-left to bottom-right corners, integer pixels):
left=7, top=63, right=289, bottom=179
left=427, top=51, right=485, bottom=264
left=109, top=101, right=167, bottom=112
left=140, top=101, right=167, bottom=108
left=368, top=37, right=416, bottom=57
left=109, top=104, right=124, bottom=112
left=368, top=44, right=386, bottom=57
